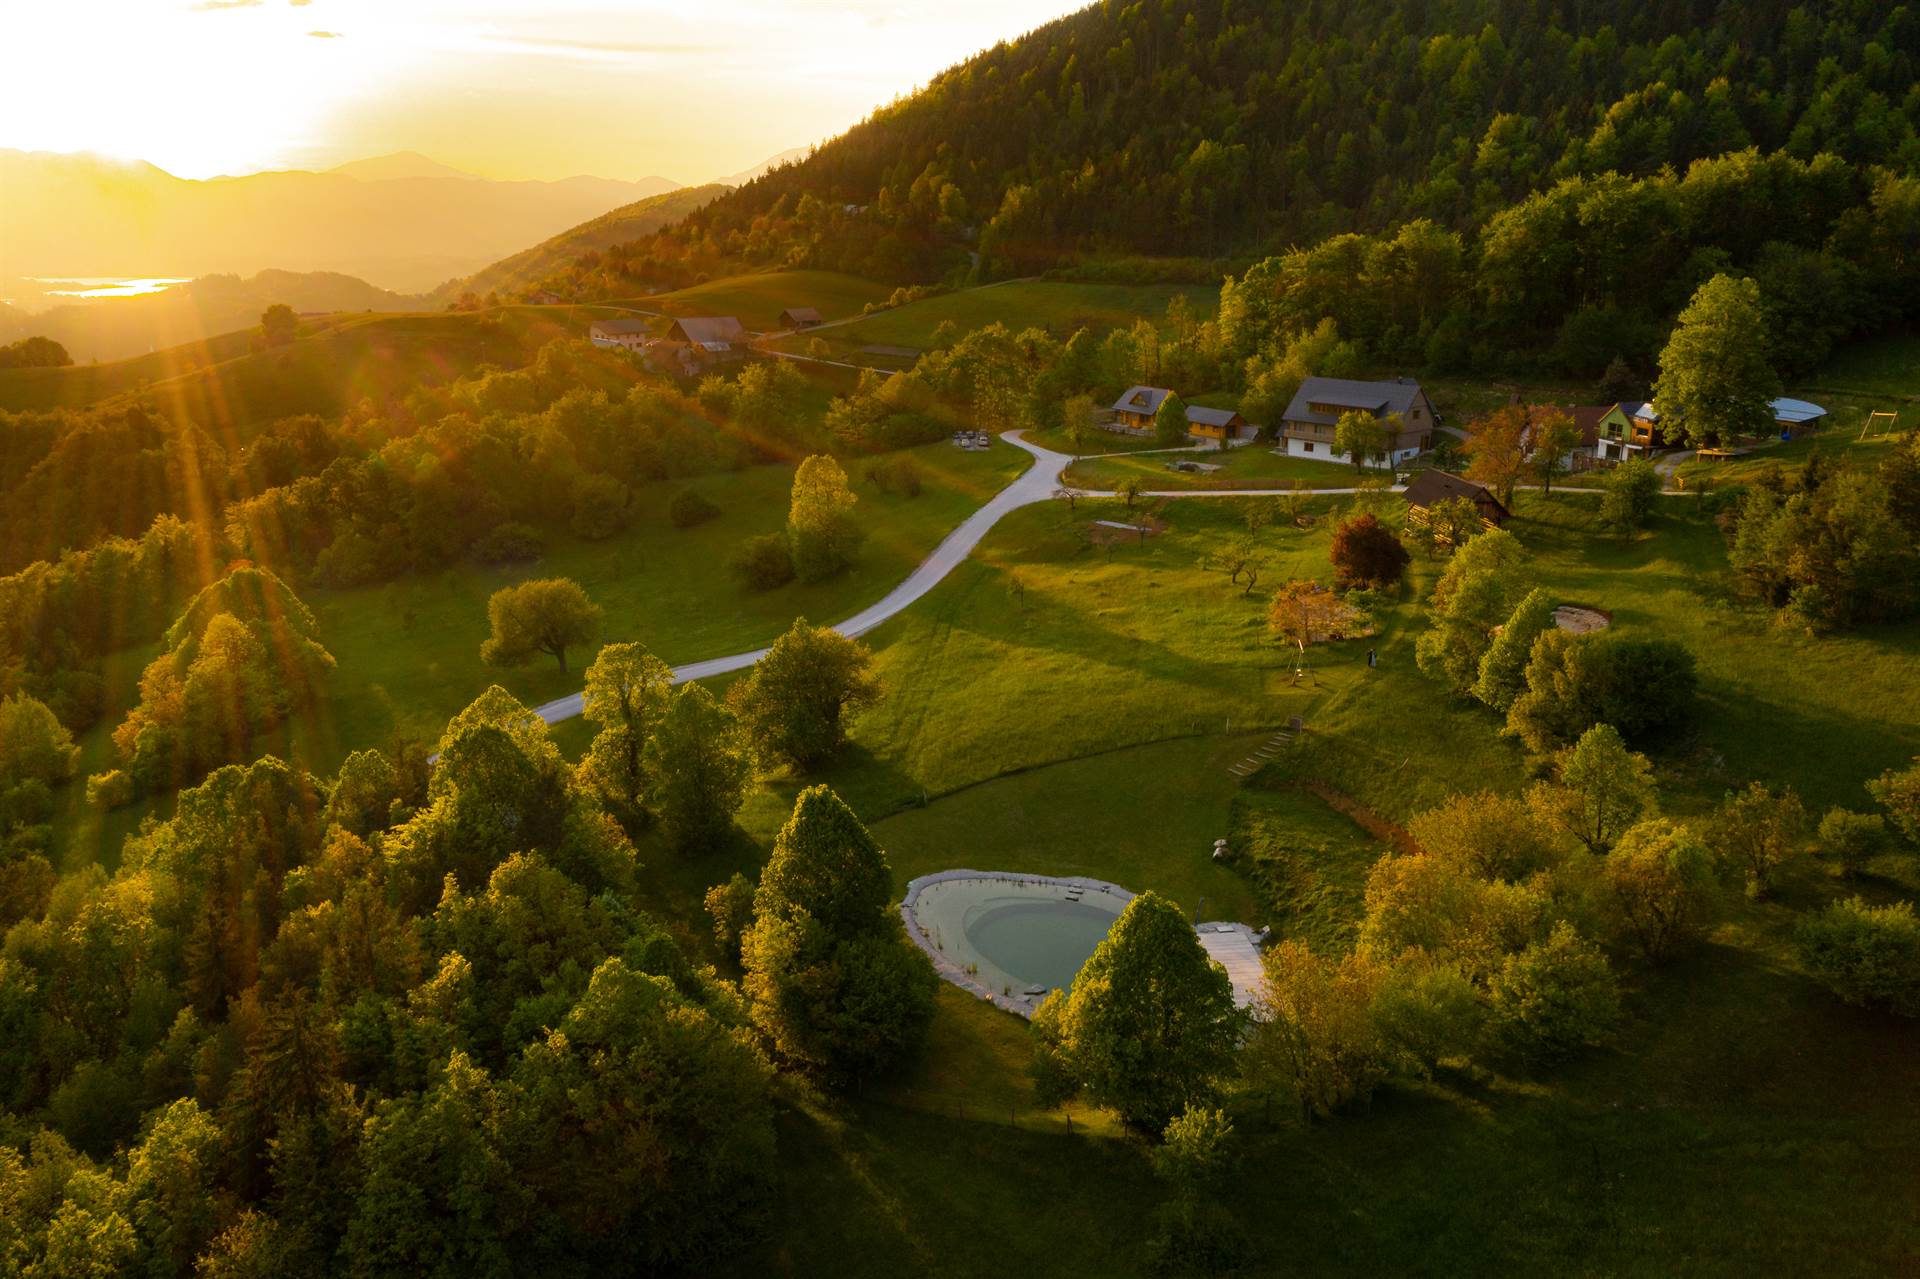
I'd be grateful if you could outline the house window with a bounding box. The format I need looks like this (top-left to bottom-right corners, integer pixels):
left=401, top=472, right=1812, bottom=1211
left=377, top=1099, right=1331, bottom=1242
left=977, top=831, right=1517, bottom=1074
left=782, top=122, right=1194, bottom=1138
left=1302, top=441, right=1314, bottom=453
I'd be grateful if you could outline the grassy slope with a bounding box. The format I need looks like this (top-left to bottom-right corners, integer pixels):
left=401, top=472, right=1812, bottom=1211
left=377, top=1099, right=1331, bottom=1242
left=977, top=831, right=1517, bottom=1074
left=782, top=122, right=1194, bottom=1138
left=783, top=281, right=1216, bottom=353
left=0, top=308, right=575, bottom=423
left=450, top=184, right=728, bottom=299
left=713, top=483, right=1920, bottom=1277
left=1066, top=445, right=1364, bottom=490
left=617, top=270, right=893, bottom=331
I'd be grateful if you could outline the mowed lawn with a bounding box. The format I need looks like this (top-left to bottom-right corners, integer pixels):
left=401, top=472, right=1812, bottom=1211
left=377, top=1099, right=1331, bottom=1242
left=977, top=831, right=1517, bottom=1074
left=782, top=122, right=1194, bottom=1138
left=1065, top=444, right=1364, bottom=491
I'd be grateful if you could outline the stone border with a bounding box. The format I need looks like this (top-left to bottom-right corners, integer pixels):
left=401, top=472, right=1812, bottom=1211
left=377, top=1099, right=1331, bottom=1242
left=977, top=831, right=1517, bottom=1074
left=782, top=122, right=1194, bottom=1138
left=899, top=870, right=1138, bottom=1018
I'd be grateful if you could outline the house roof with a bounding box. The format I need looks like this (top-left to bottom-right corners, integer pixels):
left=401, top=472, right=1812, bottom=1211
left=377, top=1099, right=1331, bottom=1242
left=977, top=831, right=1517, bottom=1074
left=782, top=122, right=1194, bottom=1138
left=1618, top=401, right=1659, bottom=422
left=1528, top=405, right=1610, bottom=449
left=1282, top=376, right=1425, bottom=427
left=1402, top=468, right=1508, bottom=518
left=667, top=316, right=746, bottom=346
left=780, top=306, right=823, bottom=324
left=1185, top=406, right=1244, bottom=428
left=590, top=318, right=651, bottom=336
left=1770, top=396, right=1827, bottom=424
left=1112, top=385, right=1174, bottom=415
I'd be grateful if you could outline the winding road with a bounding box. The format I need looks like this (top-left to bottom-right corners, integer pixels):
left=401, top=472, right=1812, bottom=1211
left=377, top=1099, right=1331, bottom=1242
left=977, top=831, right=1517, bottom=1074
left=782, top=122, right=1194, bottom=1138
left=531, top=432, right=1639, bottom=727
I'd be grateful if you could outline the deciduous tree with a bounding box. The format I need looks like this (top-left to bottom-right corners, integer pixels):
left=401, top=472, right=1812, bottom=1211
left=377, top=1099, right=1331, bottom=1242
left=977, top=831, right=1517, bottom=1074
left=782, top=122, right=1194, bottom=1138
left=577, top=641, right=673, bottom=817
left=1530, top=409, right=1583, bottom=496
left=644, top=683, right=752, bottom=852
left=1654, top=274, right=1781, bottom=447
left=788, top=455, right=863, bottom=582
left=480, top=578, right=601, bottom=674
left=1334, top=410, right=1387, bottom=474
left=1329, top=512, right=1409, bottom=589
left=1032, top=891, right=1239, bottom=1133
left=1464, top=403, right=1528, bottom=507
left=727, top=618, right=880, bottom=770
left=1603, top=819, right=1714, bottom=962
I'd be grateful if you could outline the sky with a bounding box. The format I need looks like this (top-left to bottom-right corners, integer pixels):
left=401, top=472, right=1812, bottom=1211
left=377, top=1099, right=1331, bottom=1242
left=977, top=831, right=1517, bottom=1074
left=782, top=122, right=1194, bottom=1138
left=0, top=0, right=1087, bottom=183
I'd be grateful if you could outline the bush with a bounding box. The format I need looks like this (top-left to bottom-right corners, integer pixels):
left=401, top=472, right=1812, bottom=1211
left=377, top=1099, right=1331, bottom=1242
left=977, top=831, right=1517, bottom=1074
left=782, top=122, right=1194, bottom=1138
left=730, top=533, right=796, bottom=591
left=1818, top=808, right=1889, bottom=878
left=669, top=488, right=720, bottom=528
left=471, top=522, right=545, bottom=565
left=865, top=456, right=924, bottom=497
left=1601, top=458, right=1661, bottom=530
left=86, top=770, right=134, bottom=810
left=1506, top=631, right=1698, bottom=754
left=1328, top=512, right=1409, bottom=589
left=569, top=473, right=632, bottom=540
left=1487, top=922, right=1621, bottom=1062
left=1796, top=897, right=1920, bottom=1017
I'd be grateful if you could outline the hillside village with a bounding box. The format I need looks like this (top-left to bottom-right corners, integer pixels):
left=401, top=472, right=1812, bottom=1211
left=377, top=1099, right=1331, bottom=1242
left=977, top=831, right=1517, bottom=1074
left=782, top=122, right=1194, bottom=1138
left=1, top=2, right=1919, bottom=1276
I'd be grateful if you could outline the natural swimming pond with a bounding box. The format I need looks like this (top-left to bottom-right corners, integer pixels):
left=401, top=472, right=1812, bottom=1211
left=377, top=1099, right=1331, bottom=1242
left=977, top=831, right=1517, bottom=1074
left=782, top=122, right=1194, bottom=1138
left=901, top=873, right=1133, bottom=1014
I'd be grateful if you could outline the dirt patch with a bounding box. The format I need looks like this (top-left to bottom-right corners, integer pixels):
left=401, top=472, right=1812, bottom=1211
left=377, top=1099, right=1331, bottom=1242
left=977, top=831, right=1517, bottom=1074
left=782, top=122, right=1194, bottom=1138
left=1553, top=604, right=1612, bottom=635
left=1303, top=781, right=1420, bottom=857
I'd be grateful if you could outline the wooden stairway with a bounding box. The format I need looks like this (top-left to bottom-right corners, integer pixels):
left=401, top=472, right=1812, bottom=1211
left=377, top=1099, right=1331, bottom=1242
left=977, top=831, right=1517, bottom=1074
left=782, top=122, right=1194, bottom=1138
left=1228, top=716, right=1303, bottom=778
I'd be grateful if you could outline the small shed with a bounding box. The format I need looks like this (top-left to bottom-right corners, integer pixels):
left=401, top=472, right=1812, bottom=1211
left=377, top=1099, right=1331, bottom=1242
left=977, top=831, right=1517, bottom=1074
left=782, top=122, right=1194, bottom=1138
left=1110, top=385, right=1174, bottom=432
left=1186, top=405, right=1253, bottom=444
left=588, top=317, right=651, bottom=351
left=1402, top=468, right=1510, bottom=533
left=1770, top=397, right=1827, bottom=436
left=780, top=306, right=824, bottom=330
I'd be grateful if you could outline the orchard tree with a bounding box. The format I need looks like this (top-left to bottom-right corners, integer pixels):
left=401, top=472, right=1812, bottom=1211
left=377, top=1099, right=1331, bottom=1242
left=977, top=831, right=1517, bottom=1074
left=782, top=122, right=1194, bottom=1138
left=1654, top=274, right=1781, bottom=448
left=1705, top=781, right=1807, bottom=899
left=1407, top=789, right=1559, bottom=882
left=1486, top=922, right=1621, bottom=1062
left=1268, top=579, right=1364, bottom=663
left=1334, top=410, right=1387, bottom=474
left=727, top=618, right=880, bottom=770
left=1530, top=409, right=1583, bottom=496
left=1818, top=808, right=1890, bottom=879
left=1795, top=898, right=1920, bottom=1017
left=1868, top=758, right=1920, bottom=844
left=1329, top=512, right=1410, bottom=589
left=644, top=683, right=753, bottom=851
left=481, top=578, right=601, bottom=674
left=1526, top=723, right=1657, bottom=854
left=1249, top=939, right=1388, bottom=1119
left=1603, top=819, right=1714, bottom=963
left=1601, top=457, right=1662, bottom=529
left=1062, top=392, right=1094, bottom=454
left=1426, top=494, right=1484, bottom=552
left=1464, top=403, right=1528, bottom=508
left=788, top=455, right=863, bottom=582
left=1030, top=891, right=1240, bottom=1133
left=742, top=785, right=935, bottom=1083
left=577, top=641, right=674, bottom=818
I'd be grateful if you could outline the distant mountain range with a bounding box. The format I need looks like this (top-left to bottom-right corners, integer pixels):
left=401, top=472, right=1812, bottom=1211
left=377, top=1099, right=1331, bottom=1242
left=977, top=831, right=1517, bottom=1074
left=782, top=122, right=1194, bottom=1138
left=0, top=146, right=804, bottom=296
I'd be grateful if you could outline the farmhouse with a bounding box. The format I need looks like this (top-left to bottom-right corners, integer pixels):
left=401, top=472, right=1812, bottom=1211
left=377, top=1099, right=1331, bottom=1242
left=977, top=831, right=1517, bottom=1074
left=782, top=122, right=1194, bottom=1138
left=1186, top=405, right=1254, bottom=446
left=1403, top=468, right=1510, bottom=531
left=1110, top=385, right=1174, bottom=432
left=1279, top=377, right=1435, bottom=466
left=662, top=316, right=748, bottom=366
left=1595, top=401, right=1664, bottom=460
left=780, top=306, right=824, bottom=330
left=588, top=317, right=651, bottom=351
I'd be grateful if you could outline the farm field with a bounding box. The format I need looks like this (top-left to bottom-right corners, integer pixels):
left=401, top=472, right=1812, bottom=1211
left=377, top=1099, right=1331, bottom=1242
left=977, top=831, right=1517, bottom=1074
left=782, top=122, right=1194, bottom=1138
left=609, top=270, right=892, bottom=331
left=777, top=280, right=1216, bottom=356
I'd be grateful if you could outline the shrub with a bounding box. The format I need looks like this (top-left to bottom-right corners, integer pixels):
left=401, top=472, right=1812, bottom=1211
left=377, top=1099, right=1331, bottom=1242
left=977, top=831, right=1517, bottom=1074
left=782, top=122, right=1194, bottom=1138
left=1486, top=922, right=1621, bottom=1062
left=1795, top=897, right=1920, bottom=1017
left=1328, top=513, right=1409, bottom=589
left=669, top=488, right=720, bottom=528
left=1818, top=808, right=1889, bottom=878
left=569, top=473, right=632, bottom=540
left=86, top=770, right=134, bottom=810
left=730, top=533, right=796, bottom=591
left=471, top=522, right=545, bottom=565
left=1601, top=458, right=1661, bottom=530
left=1603, top=819, right=1715, bottom=963
left=865, top=456, right=924, bottom=496
left=1868, top=758, right=1920, bottom=844
left=1506, top=632, right=1697, bottom=754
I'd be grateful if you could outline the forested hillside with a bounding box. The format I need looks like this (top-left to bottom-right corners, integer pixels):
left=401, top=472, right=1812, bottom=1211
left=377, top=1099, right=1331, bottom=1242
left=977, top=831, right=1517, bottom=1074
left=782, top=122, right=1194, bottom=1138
left=611, top=0, right=1917, bottom=284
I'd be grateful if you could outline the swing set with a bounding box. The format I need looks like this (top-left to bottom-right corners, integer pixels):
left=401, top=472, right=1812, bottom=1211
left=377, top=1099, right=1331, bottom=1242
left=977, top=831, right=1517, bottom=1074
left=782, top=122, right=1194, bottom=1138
left=1860, top=410, right=1899, bottom=442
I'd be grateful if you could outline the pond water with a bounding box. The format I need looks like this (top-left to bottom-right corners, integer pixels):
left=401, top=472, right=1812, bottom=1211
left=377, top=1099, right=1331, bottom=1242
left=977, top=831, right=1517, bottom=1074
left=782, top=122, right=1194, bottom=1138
left=27, top=277, right=190, bottom=299
left=904, top=875, right=1132, bottom=1003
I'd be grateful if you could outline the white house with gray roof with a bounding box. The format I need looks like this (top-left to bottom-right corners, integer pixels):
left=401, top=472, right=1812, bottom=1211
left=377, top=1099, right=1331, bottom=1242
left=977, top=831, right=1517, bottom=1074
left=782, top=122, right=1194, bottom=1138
left=1279, top=376, right=1436, bottom=467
